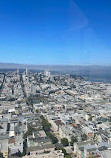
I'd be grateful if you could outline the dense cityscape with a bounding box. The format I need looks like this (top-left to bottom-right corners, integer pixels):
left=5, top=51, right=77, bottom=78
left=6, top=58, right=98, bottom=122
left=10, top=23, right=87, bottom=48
left=1, top=0, right=111, bottom=157
left=0, top=69, right=111, bottom=158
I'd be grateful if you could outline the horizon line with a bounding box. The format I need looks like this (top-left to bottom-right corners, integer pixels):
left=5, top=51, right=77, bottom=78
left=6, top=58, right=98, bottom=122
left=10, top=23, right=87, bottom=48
left=0, top=62, right=111, bottom=67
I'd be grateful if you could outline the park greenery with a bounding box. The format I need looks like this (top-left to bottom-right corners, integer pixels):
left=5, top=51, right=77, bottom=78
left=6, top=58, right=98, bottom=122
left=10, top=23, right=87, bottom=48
left=61, top=138, right=69, bottom=147
left=70, top=136, right=78, bottom=146
left=82, top=133, right=87, bottom=141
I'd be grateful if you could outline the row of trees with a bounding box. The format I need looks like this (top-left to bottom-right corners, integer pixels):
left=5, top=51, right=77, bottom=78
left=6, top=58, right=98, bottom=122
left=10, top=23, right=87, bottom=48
left=23, top=126, right=35, bottom=139
left=40, top=115, right=51, bottom=132
left=40, top=116, right=73, bottom=157
left=60, top=136, right=78, bottom=147
left=47, top=132, right=58, bottom=144
left=40, top=116, right=58, bottom=144
left=60, top=133, right=87, bottom=147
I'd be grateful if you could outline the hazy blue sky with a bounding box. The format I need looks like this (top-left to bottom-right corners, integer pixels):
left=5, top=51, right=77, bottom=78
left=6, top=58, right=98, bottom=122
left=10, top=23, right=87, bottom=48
left=0, top=0, right=111, bottom=65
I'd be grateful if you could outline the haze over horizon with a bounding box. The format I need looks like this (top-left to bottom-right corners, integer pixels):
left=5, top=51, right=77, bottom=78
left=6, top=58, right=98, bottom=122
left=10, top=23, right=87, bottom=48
left=0, top=62, right=111, bottom=67
left=0, top=0, right=111, bottom=65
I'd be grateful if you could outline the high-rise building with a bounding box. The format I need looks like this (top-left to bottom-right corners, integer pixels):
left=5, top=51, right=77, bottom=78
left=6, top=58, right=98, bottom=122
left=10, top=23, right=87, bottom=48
left=26, top=69, right=28, bottom=76
left=17, top=69, right=19, bottom=76
left=44, top=70, right=51, bottom=77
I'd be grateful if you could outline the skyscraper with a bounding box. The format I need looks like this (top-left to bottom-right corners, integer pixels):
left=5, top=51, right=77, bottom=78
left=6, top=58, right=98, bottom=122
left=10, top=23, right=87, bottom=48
left=44, top=70, right=51, bottom=77
left=26, top=69, right=28, bottom=76
left=17, top=69, right=19, bottom=76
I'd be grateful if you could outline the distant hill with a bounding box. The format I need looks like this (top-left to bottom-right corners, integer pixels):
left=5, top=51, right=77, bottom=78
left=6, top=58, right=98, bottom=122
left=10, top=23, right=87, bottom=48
left=0, top=63, right=111, bottom=81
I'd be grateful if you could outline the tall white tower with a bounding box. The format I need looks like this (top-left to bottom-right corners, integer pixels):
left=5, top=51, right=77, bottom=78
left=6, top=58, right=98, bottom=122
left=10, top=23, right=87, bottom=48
left=17, top=69, right=19, bottom=76
left=26, top=69, right=28, bottom=76
left=44, top=70, right=50, bottom=77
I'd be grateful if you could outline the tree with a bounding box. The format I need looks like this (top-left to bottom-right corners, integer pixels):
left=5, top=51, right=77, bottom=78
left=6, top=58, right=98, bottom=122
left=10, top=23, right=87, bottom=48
left=61, top=138, right=69, bottom=147
left=65, top=155, right=72, bottom=158
left=12, top=151, right=22, bottom=157
left=89, top=116, right=93, bottom=121
left=40, top=116, right=51, bottom=132
left=23, top=126, right=35, bottom=139
left=88, top=156, right=94, bottom=158
left=61, top=148, right=67, bottom=156
left=22, top=140, right=27, bottom=156
left=36, top=109, right=39, bottom=113
left=16, top=151, right=22, bottom=157
left=47, top=132, right=58, bottom=144
left=0, top=125, right=3, bottom=129
left=44, top=151, right=50, bottom=154
left=82, top=133, right=87, bottom=141
left=70, top=136, right=78, bottom=146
